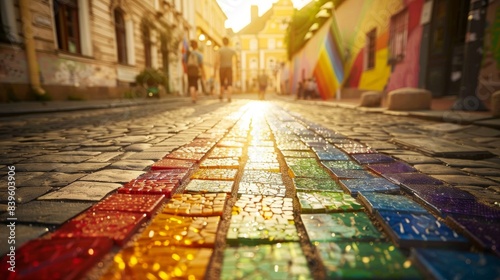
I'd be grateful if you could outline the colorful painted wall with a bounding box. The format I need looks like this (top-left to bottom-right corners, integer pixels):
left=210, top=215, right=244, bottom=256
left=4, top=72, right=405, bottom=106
left=336, top=0, right=424, bottom=92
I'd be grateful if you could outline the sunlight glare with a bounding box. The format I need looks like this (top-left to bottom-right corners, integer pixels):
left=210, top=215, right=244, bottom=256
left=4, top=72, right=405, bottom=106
left=246, top=101, right=271, bottom=117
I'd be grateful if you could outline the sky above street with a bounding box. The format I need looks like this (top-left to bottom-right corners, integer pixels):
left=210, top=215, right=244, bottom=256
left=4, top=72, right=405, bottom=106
left=216, top=0, right=312, bottom=32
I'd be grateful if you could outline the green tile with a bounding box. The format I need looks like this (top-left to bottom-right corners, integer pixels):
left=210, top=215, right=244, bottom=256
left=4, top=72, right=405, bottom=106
left=293, top=178, right=344, bottom=192
left=317, top=242, right=423, bottom=279
left=297, top=192, right=364, bottom=213
left=301, top=213, right=383, bottom=242
left=221, top=243, right=313, bottom=280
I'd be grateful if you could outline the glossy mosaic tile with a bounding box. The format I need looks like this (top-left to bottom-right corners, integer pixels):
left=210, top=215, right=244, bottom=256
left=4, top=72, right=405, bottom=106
left=185, top=179, right=234, bottom=193
left=217, top=140, right=245, bottom=147
left=237, top=182, right=286, bottom=197
left=91, top=193, right=166, bottom=217
left=241, top=170, right=283, bottom=185
left=221, top=243, right=313, bottom=280
left=208, top=147, right=243, bottom=158
left=244, top=161, right=281, bottom=172
left=199, top=158, right=240, bottom=169
left=336, top=143, right=376, bottom=154
left=411, top=248, right=500, bottom=280
left=151, top=158, right=196, bottom=170
left=162, top=193, right=227, bottom=216
left=400, top=184, right=476, bottom=200
left=250, top=140, right=275, bottom=147
left=301, top=213, right=383, bottom=242
left=137, top=169, right=189, bottom=181
left=52, top=211, right=146, bottom=245
left=351, top=153, right=395, bottom=164
left=248, top=146, right=276, bottom=154
left=317, top=242, right=423, bottom=279
left=0, top=237, right=113, bottom=280
left=357, top=193, right=429, bottom=214
left=329, top=169, right=377, bottom=180
left=297, top=192, right=363, bottom=213
left=137, top=214, right=220, bottom=248
left=384, top=172, right=444, bottom=187
left=293, top=177, right=344, bottom=192
left=321, top=160, right=364, bottom=171
left=118, top=179, right=177, bottom=196
left=227, top=195, right=298, bottom=244
left=101, top=247, right=213, bottom=280
left=376, top=211, right=469, bottom=248
left=165, top=150, right=205, bottom=162
left=248, top=152, right=279, bottom=163
left=446, top=215, right=500, bottom=256
left=367, top=162, right=417, bottom=175
left=276, top=141, right=311, bottom=151
left=281, top=150, right=317, bottom=158
left=415, top=195, right=500, bottom=219
left=286, top=158, right=331, bottom=178
left=315, top=151, right=351, bottom=161
left=191, top=168, right=238, bottom=181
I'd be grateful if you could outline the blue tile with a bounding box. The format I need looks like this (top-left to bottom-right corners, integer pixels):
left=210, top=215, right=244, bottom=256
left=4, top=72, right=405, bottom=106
left=411, top=248, right=500, bottom=280
left=376, top=211, right=469, bottom=249
left=339, top=178, right=400, bottom=196
left=358, top=193, right=428, bottom=214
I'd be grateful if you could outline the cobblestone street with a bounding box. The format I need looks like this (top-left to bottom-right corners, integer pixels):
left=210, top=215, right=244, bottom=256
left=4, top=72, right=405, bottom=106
left=1, top=95, right=500, bottom=279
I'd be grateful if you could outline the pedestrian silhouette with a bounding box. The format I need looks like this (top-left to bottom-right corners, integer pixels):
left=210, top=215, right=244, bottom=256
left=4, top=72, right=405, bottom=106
left=214, top=37, right=237, bottom=102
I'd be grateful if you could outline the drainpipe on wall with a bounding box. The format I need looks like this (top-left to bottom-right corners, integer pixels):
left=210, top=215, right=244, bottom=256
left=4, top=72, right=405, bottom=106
left=19, top=0, right=46, bottom=96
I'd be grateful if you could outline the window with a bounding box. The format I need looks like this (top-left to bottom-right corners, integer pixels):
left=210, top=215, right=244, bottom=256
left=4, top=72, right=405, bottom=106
left=142, top=26, right=152, bottom=68
left=114, top=8, right=128, bottom=64
left=250, top=58, right=257, bottom=69
left=250, top=39, right=257, bottom=50
left=54, top=0, right=81, bottom=53
left=268, top=38, right=276, bottom=50
left=389, top=9, right=408, bottom=63
left=365, top=28, right=376, bottom=70
left=0, top=0, right=17, bottom=44
left=0, top=5, right=10, bottom=43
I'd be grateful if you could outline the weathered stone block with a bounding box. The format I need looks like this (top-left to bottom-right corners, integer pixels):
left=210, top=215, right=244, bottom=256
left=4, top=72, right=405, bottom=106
left=387, top=88, right=431, bottom=111
left=360, top=91, right=382, bottom=107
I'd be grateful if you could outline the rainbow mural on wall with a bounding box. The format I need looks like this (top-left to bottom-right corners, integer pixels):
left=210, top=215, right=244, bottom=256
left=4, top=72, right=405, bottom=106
left=289, top=16, right=345, bottom=99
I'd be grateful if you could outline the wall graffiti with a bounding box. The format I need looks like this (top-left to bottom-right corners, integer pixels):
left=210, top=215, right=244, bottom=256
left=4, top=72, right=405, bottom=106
left=38, top=54, right=116, bottom=87
left=0, top=49, right=117, bottom=87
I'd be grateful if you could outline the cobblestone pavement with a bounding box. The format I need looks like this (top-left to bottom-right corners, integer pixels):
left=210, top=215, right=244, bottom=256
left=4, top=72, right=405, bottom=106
left=1, top=96, right=500, bottom=279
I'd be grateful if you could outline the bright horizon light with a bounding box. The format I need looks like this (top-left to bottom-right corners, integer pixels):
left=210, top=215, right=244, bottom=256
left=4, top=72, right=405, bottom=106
left=216, top=0, right=312, bottom=32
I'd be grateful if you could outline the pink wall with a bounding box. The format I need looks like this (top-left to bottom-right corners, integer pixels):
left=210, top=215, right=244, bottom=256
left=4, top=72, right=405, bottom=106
left=387, top=0, right=424, bottom=91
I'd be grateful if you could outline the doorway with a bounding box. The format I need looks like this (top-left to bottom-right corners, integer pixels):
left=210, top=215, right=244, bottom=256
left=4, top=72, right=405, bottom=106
left=424, top=0, right=470, bottom=97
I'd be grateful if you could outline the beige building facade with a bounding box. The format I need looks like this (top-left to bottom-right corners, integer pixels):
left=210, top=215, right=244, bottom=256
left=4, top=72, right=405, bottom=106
left=194, top=0, right=228, bottom=87
left=0, top=0, right=196, bottom=101
left=236, top=0, right=294, bottom=92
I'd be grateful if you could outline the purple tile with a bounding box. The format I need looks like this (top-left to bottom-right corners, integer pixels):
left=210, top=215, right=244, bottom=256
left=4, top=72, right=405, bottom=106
left=446, top=216, right=500, bottom=256
left=385, top=172, right=444, bottom=187
left=367, top=162, right=417, bottom=175
left=351, top=154, right=395, bottom=165
left=415, top=195, right=500, bottom=219
left=403, top=185, right=476, bottom=200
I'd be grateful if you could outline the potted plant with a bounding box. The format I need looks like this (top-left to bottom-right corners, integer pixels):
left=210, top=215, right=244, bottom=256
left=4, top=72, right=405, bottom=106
left=135, top=68, right=167, bottom=98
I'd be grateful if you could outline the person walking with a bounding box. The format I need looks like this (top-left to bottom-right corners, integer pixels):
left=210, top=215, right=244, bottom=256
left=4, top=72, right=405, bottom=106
left=214, top=37, right=237, bottom=102
left=184, top=40, right=205, bottom=103
left=257, top=70, right=268, bottom=100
